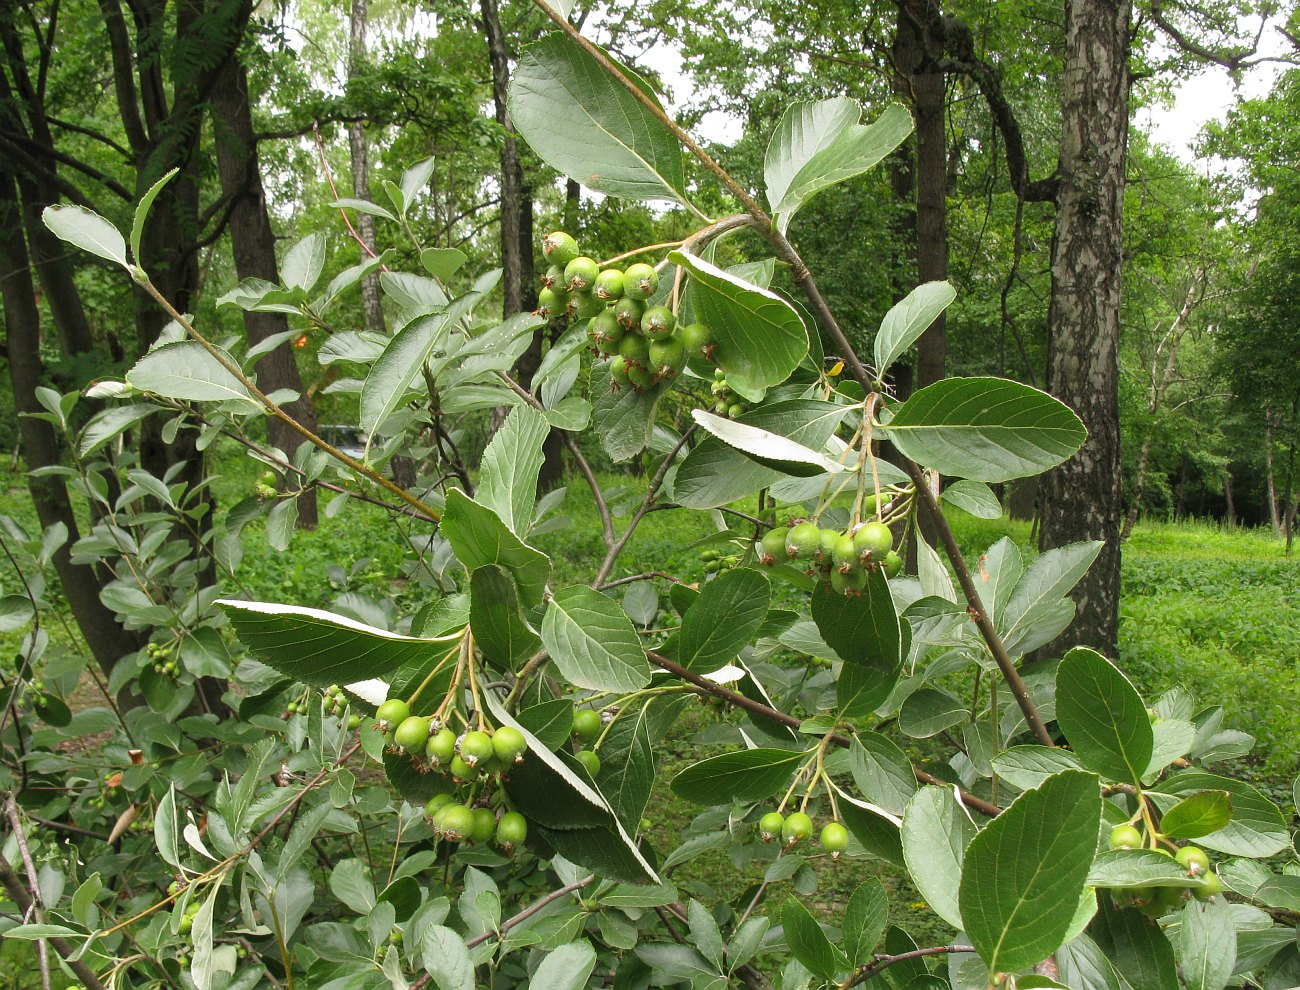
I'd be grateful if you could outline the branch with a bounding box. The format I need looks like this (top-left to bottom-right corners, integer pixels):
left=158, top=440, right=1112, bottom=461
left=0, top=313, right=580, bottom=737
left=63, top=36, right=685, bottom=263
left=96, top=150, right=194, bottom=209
left=1149, top=0, right=1267, bottom=72
left=839, top=945, right=975, bottom=990
left=45, top=116, right=132, bottom=160
left=646, top=651, right=1002, bottom=817
left=94, top=0, right=149, bottom=154
left=0, top=130, right=133, bottom=201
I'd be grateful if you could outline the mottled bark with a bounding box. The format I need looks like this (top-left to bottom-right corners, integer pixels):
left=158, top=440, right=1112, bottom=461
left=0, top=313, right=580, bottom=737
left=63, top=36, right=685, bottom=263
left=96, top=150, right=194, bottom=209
left=1265, top=412, right=1281, bottom=535
left=211, top=57, right=319, bottom=527
left=1038, top=0, right=1130, bottom=657
left=349, top=0, right=385, bottom=333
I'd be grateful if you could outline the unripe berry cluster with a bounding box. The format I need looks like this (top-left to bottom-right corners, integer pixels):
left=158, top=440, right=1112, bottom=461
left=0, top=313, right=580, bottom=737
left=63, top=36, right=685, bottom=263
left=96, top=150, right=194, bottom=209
left=758, top=508, right=903, bottom=596
left=1107, top=823, right=1221, bottom=911
left=538, top=231, right=715, bottom=396
left=423, top=793, right=528, bottom=851
left=757, top=810, right=849, bottom=857
left=147, top=642, right=179, bottom=678
left=708, top=369, right=750, bottom=419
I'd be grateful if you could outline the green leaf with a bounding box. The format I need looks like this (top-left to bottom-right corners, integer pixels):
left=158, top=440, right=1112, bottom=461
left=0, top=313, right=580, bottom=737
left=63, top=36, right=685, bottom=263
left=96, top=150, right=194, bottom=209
left=874, top=281, right=957, bottom=372
left=764, top=98, right=861, bottom=218
left=132, top=168, right=179, bottom=265
left=669, top=251, right=807, bottom=401
left=673, top=400, right=849, bottom=508
left=155, top=785, right=180, bottom=869
left=811, top=570, right=901, bottom=685
left=1254, top=875, right=1300, bottom=912
left=767, top=102, right=914, bottom=232
left=991, top=746, right=1084, bottom=791
left=217, top=598, right=456, bottom=687
left=1090, top=897, right=1178, bottom=990
left=510, top=35, right=689, bottom=206
left=421, top=925, right=474, bottom=990
left=782, top=897, right=847, bottom=980
left=593, top=702, right=656, bottom=831
left=530, top=940, right=598, bottom=990
left=329, top=197, right=398, bottom=222
left=842, top=879, right=889, bottom=968
left=884, top=377, right=1087, bottom=483
left=545, top=395, right=591, bottom=431
left=399, top=158, right=437, bottom=217
left=1159, top=791, right=1232, bottom=839
left=940, top=479, right=1002, bottom=519
left=676, top=569, right=771, bottom=672
left=1087, top=850, right=1205, bottom=888
left=901, top=785, right=974, bottom=930
left=670, top=748, right=804, bottom=805
left=1153, top=770, right=1289, bottom=857
left=589, top=359, right=662, bottom=461
left=1055, top=647, right=1153, bottom=783
left=470, top=565, right=541, bottom=670
left=689, top=409, right=845, bottom=476
left=421, top=247, right=468, bottom=281
left=0, top=595, right=35, bottom=633
left=281, top=233, right=326, bottom=293
left=541, top=586, right=649, bottom=693
left=478, top=405, right=551, bottom=536
left=1001, top=541, right=1104, bottom=648
left=848, top=732, right=916, bottom=817
left=360, top=313, right=451, bottom=434
left=1177, top=900, right=1235, bottom=990
left=441, top=489, right=551, bottom=605
left=958, top=769, right=1102, bottom=973
left=687, top=900, right=725, bottom=971
left=127, top=342, right=258, bottom=410
left=1056, top=934, right=1124, bottom=990
left=42, top=204, right=129, bottom=269
left=898, top=687, right=966, bottom=737
left=2, top=923, right=84, bottom=940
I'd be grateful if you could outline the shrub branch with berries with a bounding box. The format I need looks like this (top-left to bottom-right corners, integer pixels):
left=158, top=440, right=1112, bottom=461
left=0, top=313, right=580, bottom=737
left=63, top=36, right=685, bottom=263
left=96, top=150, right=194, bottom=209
left=22, top=13, right=1296, bottom=990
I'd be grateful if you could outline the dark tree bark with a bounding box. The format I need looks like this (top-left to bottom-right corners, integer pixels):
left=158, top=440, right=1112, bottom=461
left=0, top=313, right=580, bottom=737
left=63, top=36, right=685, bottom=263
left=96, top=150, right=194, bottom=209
left=211, top=56, right=320, bottom=527
left=348, top=0, right=385, bottom=333
left=1037, top=0, right=1131, bottom=658
left=0, top=172, right=141, bottom=680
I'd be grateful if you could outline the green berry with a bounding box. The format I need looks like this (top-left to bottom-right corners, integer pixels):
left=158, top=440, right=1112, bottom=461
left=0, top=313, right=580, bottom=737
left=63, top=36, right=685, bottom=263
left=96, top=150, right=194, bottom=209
left=1175, top=845, right=1210, bottom=876
left=458, top=730, right=494, bottom=767
left=496, top=811, right=528, bottom=847
left=572, top=709, right=602, bottom=741
left=830, top=534, right=859, bottom=571
left=820, top=822, right=849, bottom=855
left=492, top=726, right=527, bottom=764
left=449, top=755, right=477, bottom=781
left=640, top=305, right=676, bottom=340
left=727, top=403, right=746, bottom=419
left=1109, top=824, right=1142, bottom=850
left=590, top=309, right=624, bottom=348
left=759, top=527, right=789, bottom=566
left=678, top=322, right=712, bottom=359
left=623, top=263, right=659, bottom=300
left=626, top=362, right=655, bottom=391
left=542, top=231, right=580, bottom=267
left=594, top=269, right=625, bottom=301
left=536, top=286, right=569, bottom=319
left=817, top=527, right=841, bottom=562
left=540, top=264, right=565, bottom=289
left=781, top=812, right=814, bottom=846
left=714, top=399, right=732, bottom=416
left=564, top=256, right=600, bottom=292
left=569, top=290, right=604, bottom=320
left=785, top=522, right=821, bottom=560
left=614, top=297, right=645, bottom=330
left=424, top=793, right=453, bottom=818
left=853, top=521, right=893, bottom=562
left=469, top=808, right=498, bottom=844
left=609, top=356, right=632, bottom=389
left=831, top=568, right=868, bottom=596
left=375, top=699, right=410, bottom=729
left=439, top=804, right=474, bottom=841
left=426, top=727, right=456, bottom=765
left=393, top=715, right=431, bottom=752
left=575, top=749, right=601, bottom=776
left=758, top=811, right=784, bottom=842
left=1194, top=870, right=1221, bottom=900
left=882, top=550, right=903, bottom=578
left=618, top=332, right=650, bottom=368
left=347, top=714, right=361, bottom=730
left=647, top=337, right=686, bottom=378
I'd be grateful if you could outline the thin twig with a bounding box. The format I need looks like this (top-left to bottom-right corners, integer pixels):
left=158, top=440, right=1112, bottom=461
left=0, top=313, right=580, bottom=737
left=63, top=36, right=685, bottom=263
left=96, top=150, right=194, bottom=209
left=838, top=945, right=976, bottom=990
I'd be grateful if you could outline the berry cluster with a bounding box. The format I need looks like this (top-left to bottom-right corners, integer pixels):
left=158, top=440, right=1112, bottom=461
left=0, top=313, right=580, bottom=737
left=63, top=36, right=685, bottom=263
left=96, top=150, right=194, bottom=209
left=759, top=508, right=903, bottom=596
left=1107, top=823, right=1221, bottom=912
left=424, top=794, right=528, bottom=850
left=757, top=810, right=849, bottom=857
left=571, top=706, right=603, bottom=776
left=282, top=684, right=362, bottom=729
left=537, top=231, right=714, bottom=395
left=708, top=369, right=750, bottom=419
left=147, top=642, right=178, bottom=678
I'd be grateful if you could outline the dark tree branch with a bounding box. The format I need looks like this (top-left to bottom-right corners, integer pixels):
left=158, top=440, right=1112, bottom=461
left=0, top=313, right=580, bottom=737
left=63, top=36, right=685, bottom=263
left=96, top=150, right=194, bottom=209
left=0, top=130, right=133, bottom=200
left=1148, top=0, right=1277, bottom=72
left=46, top=115, right=133, bottom=160
left=95, top=0, right=149, bottom=154
left=0, top=139, right=95, bottom=207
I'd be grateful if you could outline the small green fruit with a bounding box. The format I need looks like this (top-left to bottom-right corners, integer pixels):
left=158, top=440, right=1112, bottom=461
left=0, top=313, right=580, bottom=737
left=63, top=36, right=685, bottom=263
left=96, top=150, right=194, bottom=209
left=459, top=730, right=495, bottom=767
left=590, top=309, right=624, bottom=347
left=575, top=749, right=601, bottom=776
left=623, top=263, right=659, bottom=299
left=424, top=793, right=453, bottom=817
left=817, top=527, right=841, bottom=562
left=618, top=332, right=650, bottom=368
left=727, top=403, right=746, bottom=419
left=759, top=527, right=789, bottom=566
left=573, top=709, right=602, bottom=741
left=758, top=812, right=784, bottom=842
left=831, top=568, right=867, bottom=596
left=569, top=290, right=604, bottom=320
left=648, top=337, right=686, bottom=378
left=782, top=811, right=814, bottom=846
left=542, top=231, right=580, bottom=267
left=594, top=268, right=625, bottom=300
left=536, top=286, right=569, bottom=319
left=853, top=521, right=893, bottom=562
left=1109, top=824, right=1142, bottom=850
left=426, top=727, right=456, bottom=765
left=678, top=322, right=712, bottom=358
left=641, top=305, right=676, bottom=340
left=1175, top=845, right=1209, bottom=876
left=882, top=550, right=903, bottom=578
left=1194, top=870, right=1221, bottom=900
left=786, top=522, right=821, bottom=560
left=564, top=256, right=600, bottom=291
left=540, top=264, right=565, bottom=289
left=440, top=804, right=475, bottom=841
left=626, top=363, right=655, bottom=391
left=469, top=808, right=497, bottom=843
left=492, top=726, right=527, bottom=764
left=830, top=534, right=859, bottom=571
left=820, top=822, right=849, bottom=855
left=614, top=297, right=645, bottom=329
left=375, top=699, right=410, bottom=729
left=449, top=755, right=477, bottom=781
left=496, top=811, right=528, bottom=847
left=609, top=356, right=632, bottom=389
left=347, top=714, right=361, bottom=730
left=393, top=715, right=431, bottom=752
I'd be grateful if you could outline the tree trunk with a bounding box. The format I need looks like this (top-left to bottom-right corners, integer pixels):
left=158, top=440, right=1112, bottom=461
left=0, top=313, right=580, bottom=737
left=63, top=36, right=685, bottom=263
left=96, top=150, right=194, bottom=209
left=211, top=57, right=319, bottom=528
left=0, top=172, right=140, bottom=680
left=1284, top=394, right=1298, bottom=555
left=1224, top=472, right=1235, bottom=526
left=1264, top=412, right=1281, bottom=536
left=1120, top=436, right=1153, bottom=542
left=1037, top=0, right=1130, bottom=658
left=349, top=0, right=385, bottom=333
